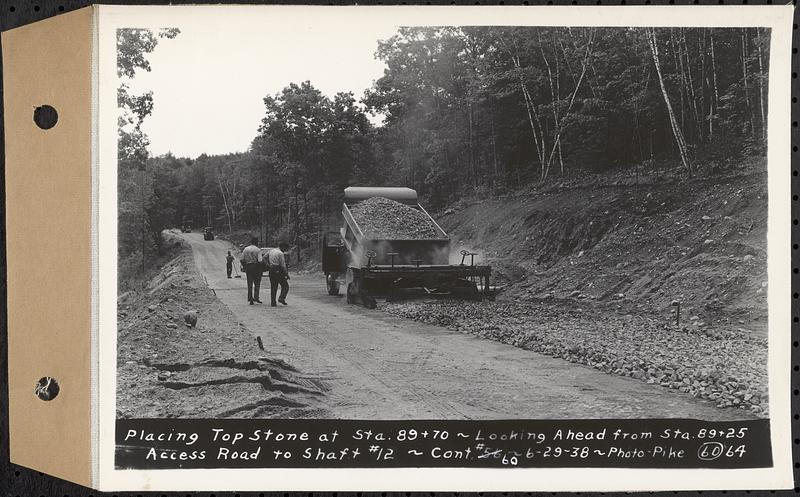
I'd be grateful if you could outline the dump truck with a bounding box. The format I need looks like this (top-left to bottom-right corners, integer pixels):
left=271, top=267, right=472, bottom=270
left=322, top=187, right=491, bottom=308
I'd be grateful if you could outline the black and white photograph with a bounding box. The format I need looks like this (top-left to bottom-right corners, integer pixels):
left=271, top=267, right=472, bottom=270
left=96, top=5, right=792, bottom=491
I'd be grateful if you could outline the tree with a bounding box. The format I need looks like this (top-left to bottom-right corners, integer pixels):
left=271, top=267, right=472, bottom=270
left=151, top=26, right=769, bottom=264
left=250, top=82, right=377, bottom=252
left=647, top=27, right=692, bottom=175
left=116, top=27, right=180, bottom=274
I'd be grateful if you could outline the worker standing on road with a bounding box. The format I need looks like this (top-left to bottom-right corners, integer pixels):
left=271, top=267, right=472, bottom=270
left=241, top=237, right=263, bottom=305
left=267, top=242, right=290, bottom=307
left=226, top=251, right=235, bottom=279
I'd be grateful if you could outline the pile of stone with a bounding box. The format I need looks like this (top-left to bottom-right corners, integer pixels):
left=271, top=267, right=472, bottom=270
left=379, top=299, right=768, bottom=417
left=350, top=196, right=440, bottom=240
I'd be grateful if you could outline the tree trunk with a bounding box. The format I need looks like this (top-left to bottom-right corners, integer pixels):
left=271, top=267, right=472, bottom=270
left=741, top=29, right=756, bottom=139
left=682, top=29, right=703, bottom=144
left=515, top=57, right=547, bottom=179
left=671, top=29, right=686, bottom=132
left=699, top=29, right=710, bottom=140
left=468, top=102, right=477, bottom=187
left=215, top=166, right=233, bottom=234
left=554, top=35, right=565, bottom=175
left=539, top=34, right=563, bottom=176
left=293, top=176, right=300, bottom=251
left=490, top=113, right=499, bottom=186
left=139, top=170, right=146, bottom=271
left=709, top=29, right=720, bottom=138
left=499, top=33, right=547, bottom=180
left=633, top=63, right=651, bottom=163
left=541, top=29, right=594, bottom=180
left=302, top=187, right=310, bottom=234
left=563, top=28, right=599, bottom=99
left=648, top=28, right=692, bottom=175
left=756, top=27, right=767, bottom=144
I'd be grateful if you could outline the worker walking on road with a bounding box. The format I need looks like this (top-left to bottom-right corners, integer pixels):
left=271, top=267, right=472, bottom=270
left=241, top=237, right=263, bottom=305
left=226, top=251, right=235, bottom=278
left=268, top=242, right=290, bottom=307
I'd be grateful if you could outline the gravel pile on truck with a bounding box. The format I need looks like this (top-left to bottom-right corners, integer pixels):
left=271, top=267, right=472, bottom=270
left=322, top=187, right=492, bottom=307
left=350, top=196, right=441, bottom=240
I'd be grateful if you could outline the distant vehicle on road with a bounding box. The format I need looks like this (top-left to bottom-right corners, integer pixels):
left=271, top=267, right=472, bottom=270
left=181, top=223, right=193, bottom=233
left=203, top=227, right=215, bottom=240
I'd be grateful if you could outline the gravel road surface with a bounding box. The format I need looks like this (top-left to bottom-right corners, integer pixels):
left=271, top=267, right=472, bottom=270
left=181, top=232, right=750, bottom=420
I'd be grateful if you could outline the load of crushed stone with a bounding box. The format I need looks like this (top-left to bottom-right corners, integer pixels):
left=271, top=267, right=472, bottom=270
left=350, top=196, right=441, bottom=240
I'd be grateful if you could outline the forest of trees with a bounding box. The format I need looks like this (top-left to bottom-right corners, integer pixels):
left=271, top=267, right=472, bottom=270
left=118, top=26, right=769, bottom=277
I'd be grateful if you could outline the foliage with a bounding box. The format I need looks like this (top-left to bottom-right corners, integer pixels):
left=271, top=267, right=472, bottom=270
left=121, top=26, right=769, bottom=267
left=117, top=28, right=180, bottom=277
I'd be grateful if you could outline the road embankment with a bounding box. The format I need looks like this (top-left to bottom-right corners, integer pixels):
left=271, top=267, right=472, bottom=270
left=116, top=243, right=326, bottom=419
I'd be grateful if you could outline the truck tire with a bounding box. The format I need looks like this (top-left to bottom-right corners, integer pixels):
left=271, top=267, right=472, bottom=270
left=346, top=269, right=358, bottom=304
left=326, top=273, right=340, bottom=296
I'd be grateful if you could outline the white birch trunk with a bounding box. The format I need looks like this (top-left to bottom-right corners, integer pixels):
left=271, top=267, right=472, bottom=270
left=648, top=28, right=692, bottom=175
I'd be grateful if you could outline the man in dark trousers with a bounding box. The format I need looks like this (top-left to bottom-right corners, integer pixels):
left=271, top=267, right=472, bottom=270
left=241, top=237, right=263, bottom=304
left=267, top=242, right=290, bottom=306
left=226, top=251, right=235, bottom=278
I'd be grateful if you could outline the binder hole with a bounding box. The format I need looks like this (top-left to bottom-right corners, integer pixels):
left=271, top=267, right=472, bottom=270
left=34, top=376, right=59, bottom=401
left=33, top=105, right=58, bottom=130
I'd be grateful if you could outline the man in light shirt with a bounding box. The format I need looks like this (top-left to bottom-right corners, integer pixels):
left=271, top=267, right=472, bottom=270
left=267, top=242, right=290, bottom=307
left=241, top=236, right=263, bottom=305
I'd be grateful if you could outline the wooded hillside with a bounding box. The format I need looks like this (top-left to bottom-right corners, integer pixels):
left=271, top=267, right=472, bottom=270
left=118, top=26, right=770, bottom=278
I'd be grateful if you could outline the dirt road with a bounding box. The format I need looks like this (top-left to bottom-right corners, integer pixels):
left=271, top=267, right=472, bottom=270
left=182, top=232, right=749, bottom=420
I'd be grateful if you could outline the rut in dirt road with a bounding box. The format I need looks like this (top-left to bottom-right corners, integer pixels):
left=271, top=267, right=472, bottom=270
left=180, top=232, right=752, bottom=421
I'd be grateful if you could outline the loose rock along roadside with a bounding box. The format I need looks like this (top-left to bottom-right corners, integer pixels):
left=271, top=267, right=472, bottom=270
left=170, top=231, right=751, bottom=421
left=388, top=169, right=770, bottom=418
left=116, top=240, right=326, bottom=419
left=380, top=297, right=768, bottom=418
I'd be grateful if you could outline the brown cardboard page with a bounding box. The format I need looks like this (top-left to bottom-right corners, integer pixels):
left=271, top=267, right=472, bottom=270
left=3, top=6, right=94, bottom=487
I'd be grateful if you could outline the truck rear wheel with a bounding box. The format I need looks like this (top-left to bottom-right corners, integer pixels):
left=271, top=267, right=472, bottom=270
left=346, top=268, right=358, bottom=304
left=326, top=273, right=340, bottom=296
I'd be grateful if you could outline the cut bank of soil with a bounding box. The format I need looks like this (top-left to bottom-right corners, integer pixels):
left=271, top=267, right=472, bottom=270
left=116, top=242, right=326, bottom=419
left=378, top=167, right=769, bottom=417
left=439, top=169, right=767, bottom=329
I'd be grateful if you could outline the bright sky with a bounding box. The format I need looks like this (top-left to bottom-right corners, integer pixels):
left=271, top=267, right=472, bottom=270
left=126, top=19, right=398, bottom=159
